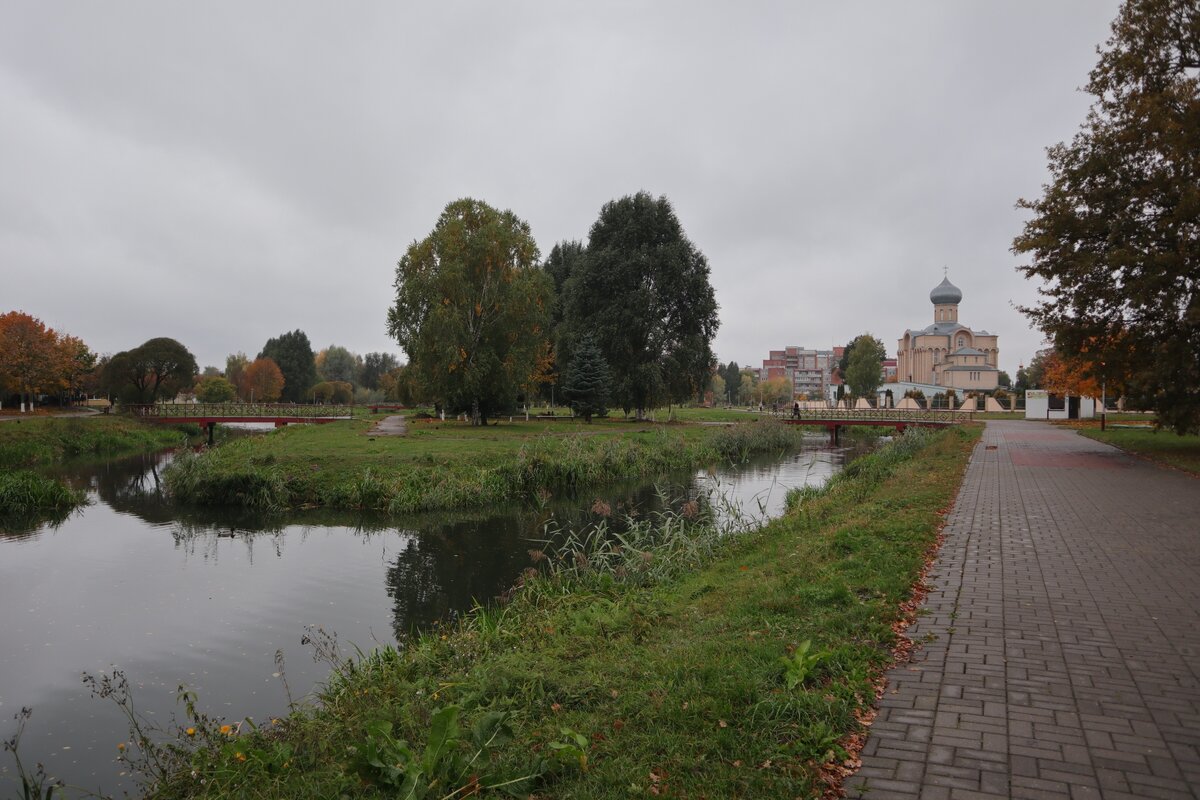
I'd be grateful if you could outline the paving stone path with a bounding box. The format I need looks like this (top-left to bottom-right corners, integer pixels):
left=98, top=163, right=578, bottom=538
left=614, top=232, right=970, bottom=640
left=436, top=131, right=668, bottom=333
left=847, top=419, right=1200, bottom=800
left=368, top=414, right=407, bottom=436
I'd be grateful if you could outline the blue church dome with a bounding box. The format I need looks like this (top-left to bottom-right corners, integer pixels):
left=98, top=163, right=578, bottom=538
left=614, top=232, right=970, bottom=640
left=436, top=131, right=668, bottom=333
left=930, top=277, right=962, bottom=305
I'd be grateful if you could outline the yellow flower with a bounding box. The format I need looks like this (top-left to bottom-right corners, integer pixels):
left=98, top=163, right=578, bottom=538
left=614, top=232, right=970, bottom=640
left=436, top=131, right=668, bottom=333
left=117, top=742, right=126, bottom=752
left=185, top=727, right=196, bottom=736
left=219, top=724, right=233, bottom=736
left=235, top=752, right=246, bottom=762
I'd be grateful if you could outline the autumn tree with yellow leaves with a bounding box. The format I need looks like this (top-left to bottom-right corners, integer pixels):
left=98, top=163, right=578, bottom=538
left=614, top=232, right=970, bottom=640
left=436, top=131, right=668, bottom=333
left=387, top=199, right=553, bottom=425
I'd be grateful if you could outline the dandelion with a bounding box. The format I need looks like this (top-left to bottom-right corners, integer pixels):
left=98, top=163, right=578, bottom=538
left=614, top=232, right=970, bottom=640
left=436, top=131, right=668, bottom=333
left=235, top=752, right=246, bottom=762
left=117, top=742, right=126, bottom=752
left=219, top=724, right=233, bottom=736
left=185, top=727, right=196, bottom=737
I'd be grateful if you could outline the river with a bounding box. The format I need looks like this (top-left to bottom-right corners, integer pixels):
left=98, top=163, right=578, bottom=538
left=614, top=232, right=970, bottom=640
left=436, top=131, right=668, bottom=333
left=0, top=435, right=866, bottom=796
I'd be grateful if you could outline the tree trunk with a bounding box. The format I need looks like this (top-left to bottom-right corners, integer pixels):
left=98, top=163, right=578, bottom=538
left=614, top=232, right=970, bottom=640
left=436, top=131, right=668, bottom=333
left=471, top=398, right=481, bottom=427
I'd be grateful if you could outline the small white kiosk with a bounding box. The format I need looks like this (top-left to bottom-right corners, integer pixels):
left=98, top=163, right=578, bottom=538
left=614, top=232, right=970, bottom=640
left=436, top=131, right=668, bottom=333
left=1024, top=390, right=1095, bottom=420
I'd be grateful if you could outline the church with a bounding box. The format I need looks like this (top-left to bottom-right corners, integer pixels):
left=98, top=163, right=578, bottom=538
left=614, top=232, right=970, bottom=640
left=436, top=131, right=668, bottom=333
left=896, top=276, right=999, bottom=392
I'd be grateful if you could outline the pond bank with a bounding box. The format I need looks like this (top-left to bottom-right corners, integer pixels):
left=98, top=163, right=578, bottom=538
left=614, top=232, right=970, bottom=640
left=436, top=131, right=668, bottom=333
left=142, top=425, right=979, bottom=799
left=0, top=416, right=190, bottom=514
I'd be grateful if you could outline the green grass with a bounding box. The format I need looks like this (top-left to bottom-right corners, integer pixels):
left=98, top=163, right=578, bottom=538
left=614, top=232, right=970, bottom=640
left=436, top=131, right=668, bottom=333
left=136, top=425, right=979, bottom=800
left=0, top=416, right=189, bottom=468
left=163, top=417, right=811, bottom=514
left=0, top=469, right=88, bottom=515
left=1077, top=426, right=1200, bottom=475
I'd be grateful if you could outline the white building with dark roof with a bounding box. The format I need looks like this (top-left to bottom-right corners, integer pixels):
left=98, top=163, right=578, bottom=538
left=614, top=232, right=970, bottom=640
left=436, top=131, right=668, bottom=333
left=897, top=277, right=999, bottom=392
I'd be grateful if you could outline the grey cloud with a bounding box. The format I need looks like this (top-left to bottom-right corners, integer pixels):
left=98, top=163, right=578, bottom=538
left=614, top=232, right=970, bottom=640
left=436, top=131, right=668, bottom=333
left=1, top=1, right=1120, bottom=374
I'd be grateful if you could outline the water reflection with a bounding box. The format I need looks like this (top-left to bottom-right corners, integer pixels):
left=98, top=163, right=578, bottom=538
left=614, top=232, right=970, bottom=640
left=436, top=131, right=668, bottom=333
left=0, top=436, right=866, bottom=794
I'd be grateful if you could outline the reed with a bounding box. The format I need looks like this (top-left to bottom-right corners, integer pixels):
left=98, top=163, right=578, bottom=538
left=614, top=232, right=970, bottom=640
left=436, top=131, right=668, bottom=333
left=0, top=470, right=87, bottom=514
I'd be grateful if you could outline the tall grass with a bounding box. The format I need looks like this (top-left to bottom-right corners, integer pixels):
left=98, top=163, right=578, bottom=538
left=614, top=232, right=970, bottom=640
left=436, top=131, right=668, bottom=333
left=709, top=419, right=808, bottom=462
left=0, top=470, right=87, bottom=514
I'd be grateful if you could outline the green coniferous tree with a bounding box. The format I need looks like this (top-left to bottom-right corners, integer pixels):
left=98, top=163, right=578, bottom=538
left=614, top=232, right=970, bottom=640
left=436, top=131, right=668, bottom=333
left=562, top=335, right=611, bottom=423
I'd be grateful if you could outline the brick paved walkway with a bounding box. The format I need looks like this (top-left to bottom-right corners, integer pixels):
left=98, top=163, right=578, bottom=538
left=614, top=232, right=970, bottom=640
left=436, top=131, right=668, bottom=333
left=847, top=420, right=1200, bottom=800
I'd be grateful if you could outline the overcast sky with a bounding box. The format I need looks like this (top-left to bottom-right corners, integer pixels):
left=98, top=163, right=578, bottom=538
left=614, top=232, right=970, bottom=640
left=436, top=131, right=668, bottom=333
left=1, top=2, right=1122, bottom=377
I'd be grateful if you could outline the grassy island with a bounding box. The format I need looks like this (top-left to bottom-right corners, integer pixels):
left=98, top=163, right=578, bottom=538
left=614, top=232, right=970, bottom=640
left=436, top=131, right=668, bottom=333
left=163, top=415, right=812, bottom=514
left=131, top=424, right=979, bottom=800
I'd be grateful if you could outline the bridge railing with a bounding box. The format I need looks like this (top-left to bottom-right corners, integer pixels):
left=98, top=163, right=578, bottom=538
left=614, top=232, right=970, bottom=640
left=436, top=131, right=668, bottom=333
left=126, top=403, right=353, bottom=419
left=785, top=408, right=967, bottom=424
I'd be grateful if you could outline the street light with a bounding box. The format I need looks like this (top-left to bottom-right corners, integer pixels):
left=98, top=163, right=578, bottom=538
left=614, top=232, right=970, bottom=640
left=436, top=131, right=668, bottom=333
left=1100, top=361, right=1106, bottom=432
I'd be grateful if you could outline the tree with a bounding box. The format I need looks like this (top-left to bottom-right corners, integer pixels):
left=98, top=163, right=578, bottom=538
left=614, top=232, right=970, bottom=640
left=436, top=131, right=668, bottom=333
left=0, top=311, right=59, bottom=409
left=316, top=345, right=360, bottom=385
left=737, top=368, right=758, bottom=405
left=1013, top=0, right=1200, bottom=433
left=102, top=337, right=197, bottom=404
left=1041, top=350, right=1104, bottom=398
left=1014, top=365, right=1029, bottom=394
left=312, top=380, right=353, bottom=404
left=135, top=337, right=198, bottom=402
left=560, top=193, right=719, bottom=418
left=380, top=364, right=423, bottom=406
left=759, top=376, right=792, bottom=407
left=386, top=198, right=553, bottom=425
left=845, top=333, right=887, bottom=399
left=240, top=358, right=285, bottom=403
left=226, top=352, right=249, bottom=390
left=561, top=334, right=611, bottom=423
left=538, top=241, right=586, bottom=402
left=840, top=334, right=887, bottom=378
left=259, top=331, right=317, bottom=403
left=1024, top=349, right=1051, bottom=390
left=54, top=334, right=96, bottom=402
left=998, top=370, right=1012, bottom=388
left=359, top=352, right=400, bottom=390
left=195, top=375, right=237, bottom=403
left=544, top=240, right=585, bottom=333
left=710, top=373, right=726, bottom=405
left=722, top=361, right=742, bottom=404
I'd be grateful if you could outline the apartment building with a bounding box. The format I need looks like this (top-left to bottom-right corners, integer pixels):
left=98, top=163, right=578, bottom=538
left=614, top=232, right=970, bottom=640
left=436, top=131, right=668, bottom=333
left=761, top=346, right=839, bottom=400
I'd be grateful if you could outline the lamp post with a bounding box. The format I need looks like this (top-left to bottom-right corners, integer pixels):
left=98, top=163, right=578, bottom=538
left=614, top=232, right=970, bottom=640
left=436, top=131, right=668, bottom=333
left=1100, top=361, right=1106, bottom=432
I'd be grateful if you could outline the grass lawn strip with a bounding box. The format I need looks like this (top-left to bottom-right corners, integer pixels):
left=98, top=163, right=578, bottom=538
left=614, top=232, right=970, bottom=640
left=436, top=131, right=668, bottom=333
left=1076, top=425, right=1200, bottom=475
left=144, top=425, right=979, bottom=799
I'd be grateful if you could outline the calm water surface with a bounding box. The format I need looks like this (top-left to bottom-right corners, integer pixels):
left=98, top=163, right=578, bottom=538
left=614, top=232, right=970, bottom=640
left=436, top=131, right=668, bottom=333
left=0, top=436, right=863, bottom=795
